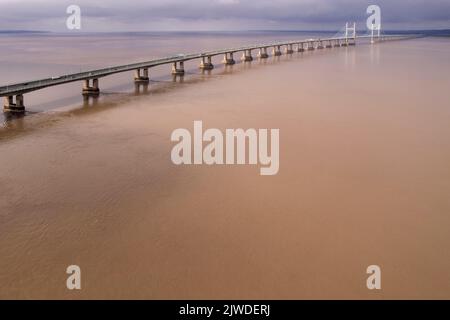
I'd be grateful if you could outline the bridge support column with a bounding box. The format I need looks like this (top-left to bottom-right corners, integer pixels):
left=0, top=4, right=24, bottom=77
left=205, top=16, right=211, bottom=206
left=83, top=79, right=100, bottom=95
left=308, top=42, right=315, bottom=51
left=257, top=47, right=269, bottom=59
left=223, top=52, right=235, bottom=65
left=285, top=44, right=294, bottom=54
left=172, top=61, right=185, bottom=75
left=4, top=96, right=13, bottom=110
left=135, top=68, right=150, bottom=83
left=242, top=50, right=253, bottom=62
left=317, top=41, right=324, bottom=49
left=273, top=46, right=282, bottom=56
left=298, top=43, right=305, bottom=52
left=200, top=56, right=214, bottom=70
left=4, top=94, right=25, bottom=113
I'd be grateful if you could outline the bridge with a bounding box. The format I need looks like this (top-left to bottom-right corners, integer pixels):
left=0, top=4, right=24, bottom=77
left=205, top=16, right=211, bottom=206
left=0, top=24, right=418, bottom=113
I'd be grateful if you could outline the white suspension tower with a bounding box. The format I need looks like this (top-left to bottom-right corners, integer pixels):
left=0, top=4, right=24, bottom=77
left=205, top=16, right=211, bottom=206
left=371, top=21, right=381, bottom=44
left=345, top=22, right=357, bottom=45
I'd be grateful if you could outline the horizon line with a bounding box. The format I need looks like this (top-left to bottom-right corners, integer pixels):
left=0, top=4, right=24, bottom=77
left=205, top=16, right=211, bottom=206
left=1, top=28, right=449, bottom=34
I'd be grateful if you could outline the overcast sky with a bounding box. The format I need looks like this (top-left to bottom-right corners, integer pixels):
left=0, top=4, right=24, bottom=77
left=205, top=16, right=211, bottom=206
left=0, top=0, right=449, bottom=32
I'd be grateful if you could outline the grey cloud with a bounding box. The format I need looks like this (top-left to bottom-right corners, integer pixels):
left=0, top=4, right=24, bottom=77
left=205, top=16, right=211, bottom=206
left=0, top=0, right=449, bottom=31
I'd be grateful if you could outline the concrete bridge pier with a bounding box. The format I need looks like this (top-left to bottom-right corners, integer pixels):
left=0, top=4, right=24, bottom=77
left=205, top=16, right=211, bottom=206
left=223, top=52, right=236, bottom=65
left=257, top=47, right=269, bottom=59
left=82, top=79, right=100, bottom=96
left=297, top=43, right=305, bottom=52
left=242, top=50, right=253, bottom=62
left=134, top=68, right=150, bottom=83
left=285, top=44, right=294, bottom=54
left=172, top=61, right=185, bottom=75
left=200, top=56, right=214, bottom=70
left=273, top=46, right=282, bottom=56
left=4, top=94, right=25, bottom=113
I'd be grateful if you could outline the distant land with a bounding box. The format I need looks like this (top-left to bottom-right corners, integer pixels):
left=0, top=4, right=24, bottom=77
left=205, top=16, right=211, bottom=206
left=0, top=30, right=50, bottom=34
left=0, top=29, right=449, bottom=37
left=383, top=29, right=450, bottom=37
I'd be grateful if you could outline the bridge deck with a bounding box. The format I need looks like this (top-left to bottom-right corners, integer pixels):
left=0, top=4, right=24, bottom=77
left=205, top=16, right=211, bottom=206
left=0, top=35, right=414, bottom=97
